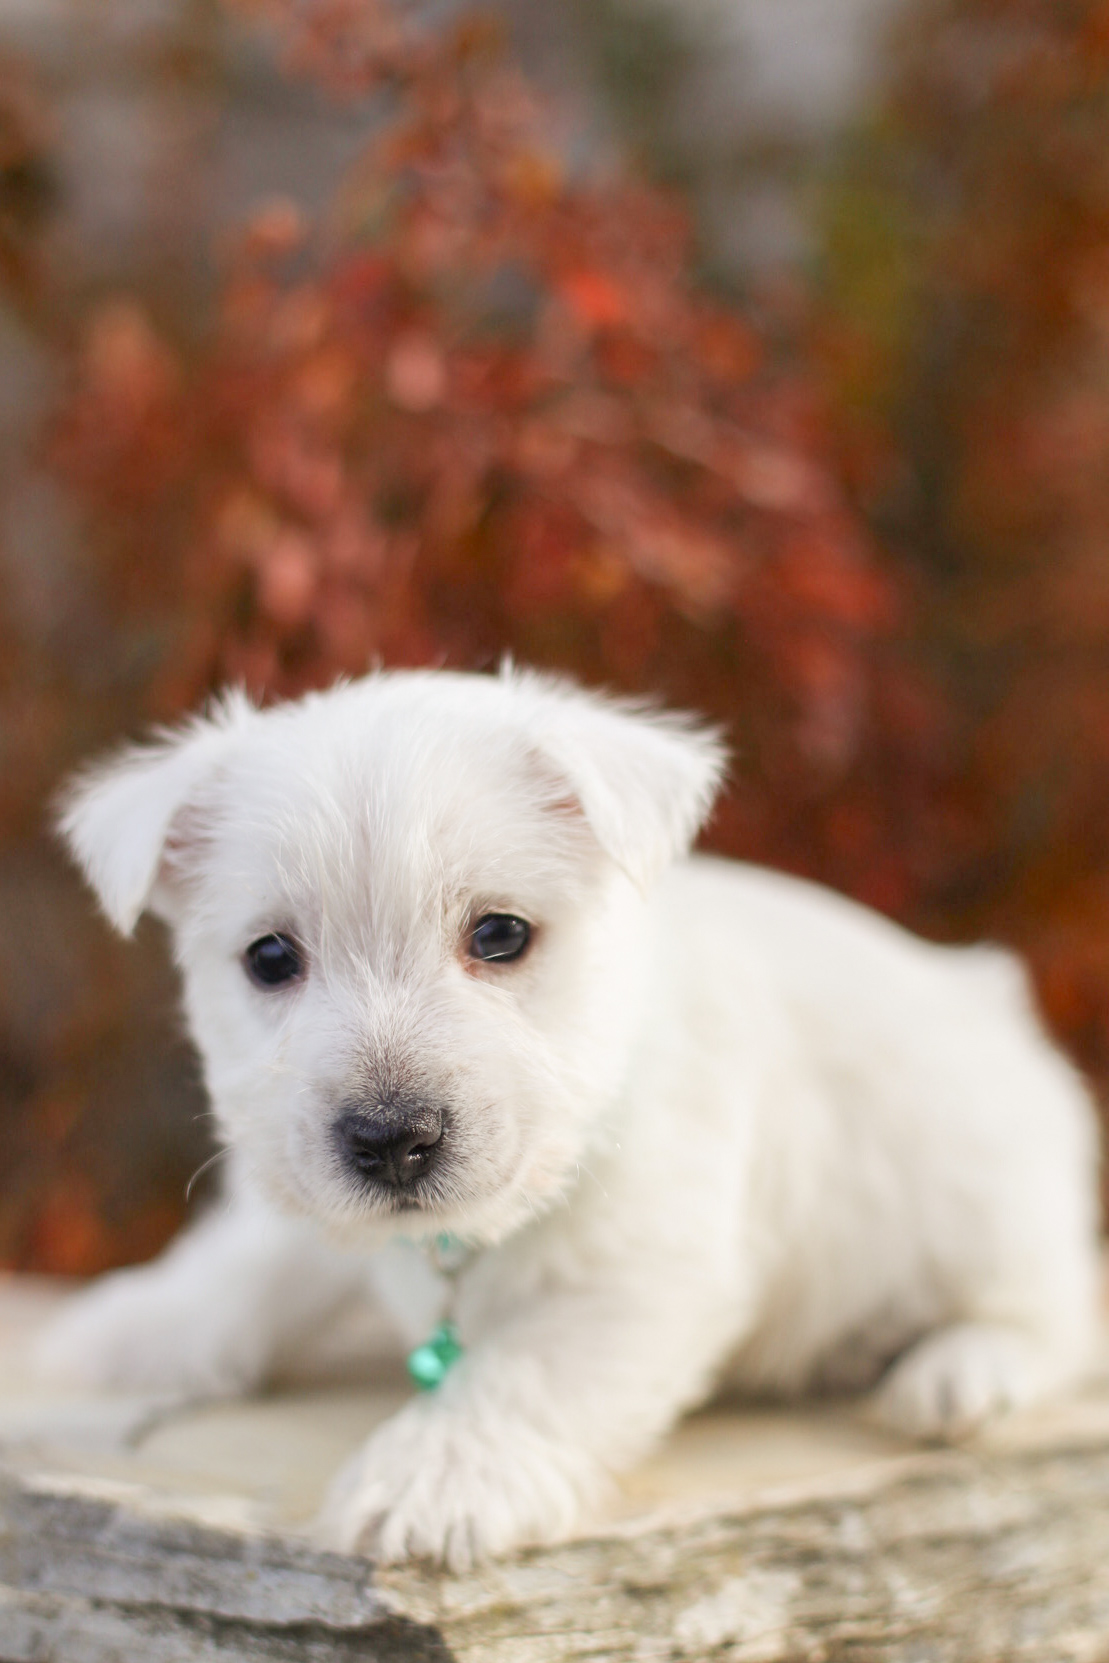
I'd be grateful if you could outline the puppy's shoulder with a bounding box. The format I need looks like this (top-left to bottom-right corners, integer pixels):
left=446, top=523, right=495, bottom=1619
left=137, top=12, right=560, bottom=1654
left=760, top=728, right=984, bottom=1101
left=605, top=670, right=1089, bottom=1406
left=654, top=856, right=956, bottom=1002
left=648, top=854, right=792, bottom=997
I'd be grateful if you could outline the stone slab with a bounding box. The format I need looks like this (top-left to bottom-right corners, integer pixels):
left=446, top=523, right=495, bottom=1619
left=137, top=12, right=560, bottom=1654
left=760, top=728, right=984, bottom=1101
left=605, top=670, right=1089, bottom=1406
left=2, top=1272, right=1109, bottom=1662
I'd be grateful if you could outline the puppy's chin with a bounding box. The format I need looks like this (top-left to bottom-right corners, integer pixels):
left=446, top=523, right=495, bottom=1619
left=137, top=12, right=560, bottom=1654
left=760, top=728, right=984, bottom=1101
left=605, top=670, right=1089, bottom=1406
left=256, top=1155, right=573, bottom=1252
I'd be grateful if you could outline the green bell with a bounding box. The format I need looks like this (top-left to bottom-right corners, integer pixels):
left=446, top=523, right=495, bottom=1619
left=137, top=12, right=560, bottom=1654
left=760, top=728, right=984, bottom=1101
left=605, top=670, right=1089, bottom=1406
left=407, top=1320, right=464, bottom=1390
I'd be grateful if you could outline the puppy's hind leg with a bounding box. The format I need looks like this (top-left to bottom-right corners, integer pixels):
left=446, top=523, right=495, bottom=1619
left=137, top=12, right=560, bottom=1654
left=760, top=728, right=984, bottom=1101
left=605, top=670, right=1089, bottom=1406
left=874, top=968, right=1102, bottom=1443
left=34, top=1167, right=370, bottom=1398
left=872, top=1200, right=1098, bottom=1441
left=872, top=1318, right=1089, bottom=1441
left=872, top=1195, right=1099, bottom=1441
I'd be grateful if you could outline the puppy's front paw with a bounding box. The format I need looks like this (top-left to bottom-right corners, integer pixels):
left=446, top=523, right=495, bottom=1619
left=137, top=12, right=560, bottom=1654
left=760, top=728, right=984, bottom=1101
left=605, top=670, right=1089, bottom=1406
left=316, top=1395, right=602, bottom=1569
left=873, top=1322, right=1054, bottom=1440
left=34, top=1264, right=269, bottom=1398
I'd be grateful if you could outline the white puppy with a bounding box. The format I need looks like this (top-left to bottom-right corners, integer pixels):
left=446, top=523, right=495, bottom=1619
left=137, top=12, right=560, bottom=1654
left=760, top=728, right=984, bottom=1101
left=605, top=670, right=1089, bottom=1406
left=39, top=667, right=1101, bottom=1567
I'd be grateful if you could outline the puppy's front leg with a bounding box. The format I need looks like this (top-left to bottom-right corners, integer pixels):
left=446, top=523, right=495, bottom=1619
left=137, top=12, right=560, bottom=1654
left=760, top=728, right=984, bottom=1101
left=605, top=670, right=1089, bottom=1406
left=35, top=1170, right=370, bottom=1397
left=318, top=1257, right=740, bottom=1568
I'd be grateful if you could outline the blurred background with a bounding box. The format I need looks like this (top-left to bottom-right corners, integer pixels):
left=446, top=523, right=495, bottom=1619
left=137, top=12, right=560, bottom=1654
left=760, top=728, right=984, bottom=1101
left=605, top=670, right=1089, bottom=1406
left=1, top=0, right=1107, bottom=1273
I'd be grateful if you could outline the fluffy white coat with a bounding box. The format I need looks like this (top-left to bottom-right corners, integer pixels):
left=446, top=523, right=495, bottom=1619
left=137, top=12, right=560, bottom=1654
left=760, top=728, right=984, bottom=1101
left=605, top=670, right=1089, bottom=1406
left=38, top=668, right=1102, bottom=1567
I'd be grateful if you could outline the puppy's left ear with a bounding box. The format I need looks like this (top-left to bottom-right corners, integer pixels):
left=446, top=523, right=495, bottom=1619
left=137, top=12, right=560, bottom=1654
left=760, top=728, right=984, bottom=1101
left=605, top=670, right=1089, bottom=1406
left=520, top=676, right=728, bottom=890
left=57, top=694, right=252, bottom=934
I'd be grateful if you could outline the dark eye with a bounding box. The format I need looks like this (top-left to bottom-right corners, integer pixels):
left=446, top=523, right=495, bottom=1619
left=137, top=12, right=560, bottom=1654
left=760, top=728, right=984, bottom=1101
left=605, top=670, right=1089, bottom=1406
left=244, top=933, right=304, bottom=988
left=469, top=914, right=531, bottom=964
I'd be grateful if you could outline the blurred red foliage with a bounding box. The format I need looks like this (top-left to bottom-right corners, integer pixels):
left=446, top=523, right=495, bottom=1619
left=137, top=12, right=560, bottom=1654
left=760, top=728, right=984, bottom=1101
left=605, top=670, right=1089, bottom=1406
left=0, top=51, right=55, bottom=334
left=49, top=1, right=941, bottom=923
left=817, top=0, right=1109, bottom=1099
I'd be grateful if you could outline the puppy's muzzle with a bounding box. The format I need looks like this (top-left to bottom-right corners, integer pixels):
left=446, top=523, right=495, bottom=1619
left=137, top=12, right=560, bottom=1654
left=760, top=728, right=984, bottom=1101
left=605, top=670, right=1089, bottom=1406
left=334, top=1101, right=444, bottom=1192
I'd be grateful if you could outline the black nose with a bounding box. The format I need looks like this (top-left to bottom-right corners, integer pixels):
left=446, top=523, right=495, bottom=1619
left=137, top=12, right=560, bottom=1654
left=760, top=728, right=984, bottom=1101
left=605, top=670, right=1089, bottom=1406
left=335, top=1101, right=444, bottom=1190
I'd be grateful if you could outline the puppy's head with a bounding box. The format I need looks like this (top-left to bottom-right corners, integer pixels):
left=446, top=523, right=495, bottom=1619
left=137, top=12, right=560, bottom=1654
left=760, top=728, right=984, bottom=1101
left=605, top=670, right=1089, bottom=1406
left=59, top=670, right=725, bottom=1245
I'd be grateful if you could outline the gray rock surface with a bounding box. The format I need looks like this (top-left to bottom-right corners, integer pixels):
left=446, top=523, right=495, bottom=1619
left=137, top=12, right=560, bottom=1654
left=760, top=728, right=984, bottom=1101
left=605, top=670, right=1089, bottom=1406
left=2, top=1276, right=1109, bottom=1662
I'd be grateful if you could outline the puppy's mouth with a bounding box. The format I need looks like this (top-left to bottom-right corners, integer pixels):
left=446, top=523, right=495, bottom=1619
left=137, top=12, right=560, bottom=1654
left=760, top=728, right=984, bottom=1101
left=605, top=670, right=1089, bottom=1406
left=359, top=1165, right=463, bottom=1220
left=341, top=1164, right=453, bottom=1218
left=391, top=1193, right=435, bottom=1213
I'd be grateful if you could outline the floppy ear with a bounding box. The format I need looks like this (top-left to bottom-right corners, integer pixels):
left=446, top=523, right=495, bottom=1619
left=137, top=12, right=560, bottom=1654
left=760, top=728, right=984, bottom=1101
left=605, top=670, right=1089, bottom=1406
left=513, top=672, right=728, bottom=890
left=57, top=693, right=253, bottom=935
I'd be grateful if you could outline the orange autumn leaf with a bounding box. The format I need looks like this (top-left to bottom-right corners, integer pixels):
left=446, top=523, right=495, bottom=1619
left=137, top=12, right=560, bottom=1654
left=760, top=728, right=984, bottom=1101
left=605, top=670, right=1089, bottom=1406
left=556, top=269, right=630, bottom=331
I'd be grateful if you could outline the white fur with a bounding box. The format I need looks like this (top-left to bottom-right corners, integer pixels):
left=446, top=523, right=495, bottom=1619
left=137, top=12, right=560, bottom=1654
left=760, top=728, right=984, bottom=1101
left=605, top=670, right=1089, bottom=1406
left=39, top=667, right=1102, bottom=1567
